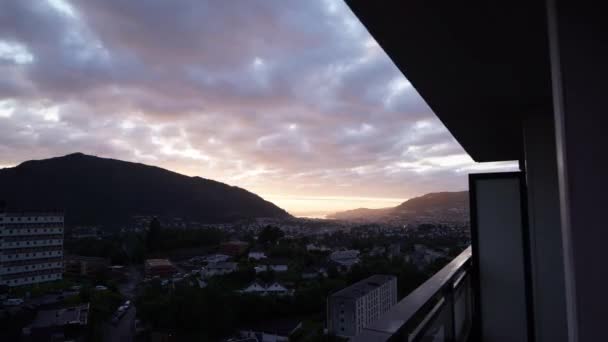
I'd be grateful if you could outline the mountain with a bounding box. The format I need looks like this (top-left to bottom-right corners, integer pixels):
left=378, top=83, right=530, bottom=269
left=0, top=153, right=291, bottom=226
left=327, top=191, right=469, bottom=223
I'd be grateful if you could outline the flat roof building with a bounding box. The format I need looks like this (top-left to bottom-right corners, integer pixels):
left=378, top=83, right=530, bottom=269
left=144, top=259, right=177, bottom=278
left=23, top=303, right=90, bottom=341
left=0, top=211, right=64, bottom=287
left=327, top=275, right=397, bottom=338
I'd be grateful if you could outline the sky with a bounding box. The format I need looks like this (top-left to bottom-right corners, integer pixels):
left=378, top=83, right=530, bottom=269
left=0, top=0, right=516, bottom=217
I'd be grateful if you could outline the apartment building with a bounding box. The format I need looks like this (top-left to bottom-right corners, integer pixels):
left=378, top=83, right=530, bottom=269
left=0, top=211, right=64, bottom=287
left=327, top=275, right=397, bottom=337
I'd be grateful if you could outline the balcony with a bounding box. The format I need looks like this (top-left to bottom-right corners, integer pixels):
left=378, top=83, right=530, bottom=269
left=352, top=247, right=473, bottom=342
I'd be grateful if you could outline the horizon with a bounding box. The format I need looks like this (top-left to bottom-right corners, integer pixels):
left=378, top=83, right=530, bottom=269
left=0, top=151, right=471, bottom=218
left=0, top=0, right=515, bottom=215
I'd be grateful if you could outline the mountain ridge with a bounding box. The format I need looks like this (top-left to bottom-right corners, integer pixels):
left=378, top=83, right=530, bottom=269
left=0, top=153, right=291, bottom=226
left=328, top=191, right=469, bottom=222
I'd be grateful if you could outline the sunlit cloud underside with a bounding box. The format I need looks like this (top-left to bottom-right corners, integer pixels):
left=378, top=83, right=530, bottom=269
left=0, top=0, right=517, bottom=215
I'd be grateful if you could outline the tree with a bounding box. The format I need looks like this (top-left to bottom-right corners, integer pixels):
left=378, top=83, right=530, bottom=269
left=147, top=217, right=162, bottom=251
left=258, top=225, right=284, bottom=246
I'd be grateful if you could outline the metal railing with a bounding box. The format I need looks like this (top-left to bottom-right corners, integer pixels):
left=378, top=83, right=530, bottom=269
left=352, top=247, right=473, bottom=342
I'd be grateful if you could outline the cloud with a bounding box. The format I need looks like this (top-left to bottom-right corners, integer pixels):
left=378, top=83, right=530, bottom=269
left=0, top=0, right=516, bottom=214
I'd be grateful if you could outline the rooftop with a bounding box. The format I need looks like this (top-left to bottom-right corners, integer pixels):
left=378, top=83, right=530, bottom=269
left=331, top=275, right=396, bottom=299
left=145, top=259, right=173, bottom=267
left=26, top=303, right=90, bottom=329
left=1, top=211, right=64, bottom=217
left=208, top=261, right=238, bottom=269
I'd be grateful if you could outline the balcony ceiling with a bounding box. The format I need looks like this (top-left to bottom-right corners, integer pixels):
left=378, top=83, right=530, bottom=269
left=345, top=1, right=553, bottom=162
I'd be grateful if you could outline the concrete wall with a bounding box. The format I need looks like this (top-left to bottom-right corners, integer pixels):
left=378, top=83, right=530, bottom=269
left=523, top=113, right=568, bottom=342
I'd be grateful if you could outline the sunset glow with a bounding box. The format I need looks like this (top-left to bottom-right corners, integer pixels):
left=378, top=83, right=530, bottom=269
left=0, top=0, right=517, bottom=216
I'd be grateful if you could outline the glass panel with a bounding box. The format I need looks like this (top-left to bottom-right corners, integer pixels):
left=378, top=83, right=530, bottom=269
left=410, top=298, right=450, bottom=342
left=453, top=275, right=472, bottom=341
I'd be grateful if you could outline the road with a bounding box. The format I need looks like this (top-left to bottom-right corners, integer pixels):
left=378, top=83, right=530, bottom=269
left=103, top=305, right=137, bottom=342
left=103, top=266, right=142, bottom=342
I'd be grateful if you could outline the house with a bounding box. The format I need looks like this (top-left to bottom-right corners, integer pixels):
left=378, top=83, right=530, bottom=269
left=240, top=282, right=291, bottom=296
left=265, top=282, right=290, bottom=295
left=22, top=303, right=90, bottom=341
left=248, top=250, right=267, bottom=260
left=306, top=243, right=330, bottom=252
left=240, top=319, right=302, bottom=342
left=405, top=245, right=447, bottom=270
left=368, top=246, right=386, bottom=257
left=241, top=282, right=267, bottom=294
left=255, top=259, right=289, bottom=273
left=220, top=241, right=249, bottom=257
left=64, top=255, right=110, bottom=278
left=202, top=261, right=238, bottom=278
left=204, top=254, right=231, bottom=264
left=301, top=267, right=324, bottom=280
left=330, top=250, right=360, bottom=268
left=301, top=271, right=318, bottom=280
left=145, top=259, right=177, bottom=278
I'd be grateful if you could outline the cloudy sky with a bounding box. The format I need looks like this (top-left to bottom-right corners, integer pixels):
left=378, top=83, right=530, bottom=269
left=0, top=0, right=515, bottom=217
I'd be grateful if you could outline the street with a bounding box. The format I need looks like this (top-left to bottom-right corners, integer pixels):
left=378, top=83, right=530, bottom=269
left=103, top=266, right=142, bottom=342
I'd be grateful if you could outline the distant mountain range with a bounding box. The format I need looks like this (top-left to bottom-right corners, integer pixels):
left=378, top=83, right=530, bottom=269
left=0, top=153, right=291, bottom=226
left=327, top=191, right=469, bottom=223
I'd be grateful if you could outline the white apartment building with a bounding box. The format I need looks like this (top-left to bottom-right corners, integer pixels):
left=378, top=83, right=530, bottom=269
left=0, top=212, right=64, bottom=287
left=327, top=275, right=397, bottom=337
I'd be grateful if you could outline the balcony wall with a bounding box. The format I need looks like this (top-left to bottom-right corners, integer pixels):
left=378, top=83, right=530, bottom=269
left=352, top=247, right=473, bottom=342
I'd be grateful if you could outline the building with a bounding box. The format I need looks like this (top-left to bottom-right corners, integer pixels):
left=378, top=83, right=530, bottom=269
left=248, top=250, right=267, bottom=260
left=0, top=211, right=64, bottom=287
left=70, top=226, right=99, bottom=239
left=22, top=303, right=90, bottom=341
left=306, top=243, right=330, bottom=252
left=405, top=244, right=447, bottom=270
left=387, top=243, right=401, bottom=259
left=241, top=281, right=291, bottom=296
left=338, top=3, right=608, bottom=341
left=64, top=255, right=110, bottom=278
left=301, top=267, right=326, bottom=280
left=204, top=254, right=231, bottom=264
left=254, top=259, right=289, bottom=273
left=329, top=250, right=360, bottom=268
left=202, top=261, right=238, bottom=278
left=144, top=259, right=177, bottom=278
left=368, top=246, right=386, bottom=257
left=327, top=275, right=397, bottom=337
left=220, top=241, right=249, bottom=257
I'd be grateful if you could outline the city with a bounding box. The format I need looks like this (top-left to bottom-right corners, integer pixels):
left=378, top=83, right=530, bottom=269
left=1, top=0, right=605, bottom=342
left=0, top=181, right=470, bottom=341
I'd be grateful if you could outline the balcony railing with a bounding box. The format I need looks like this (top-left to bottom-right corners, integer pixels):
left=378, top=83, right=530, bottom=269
left=352, top=247, right=473, bottom=342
